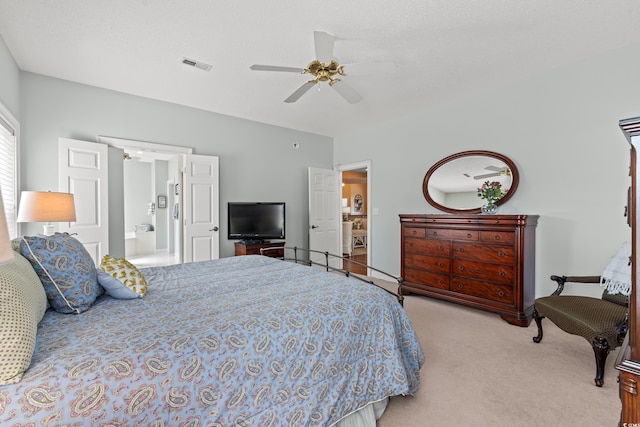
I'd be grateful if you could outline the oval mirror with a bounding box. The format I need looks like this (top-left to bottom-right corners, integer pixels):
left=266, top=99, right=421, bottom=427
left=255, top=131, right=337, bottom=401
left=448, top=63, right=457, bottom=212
left=422, top=150, right=519, bottom=214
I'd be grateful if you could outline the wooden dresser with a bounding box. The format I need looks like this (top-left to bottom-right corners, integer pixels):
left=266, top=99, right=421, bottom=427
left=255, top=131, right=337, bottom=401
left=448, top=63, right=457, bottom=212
left=400, top=214, right=538, bottom=326
left=616, top=117, right=640, bottom=423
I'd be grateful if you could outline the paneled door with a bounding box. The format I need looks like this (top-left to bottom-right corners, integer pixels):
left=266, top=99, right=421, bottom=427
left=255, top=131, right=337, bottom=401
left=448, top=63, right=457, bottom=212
left=58, top=138, right=109, bottom=264
left=183, top=154, right=220, bottom=263
left=308, top=167, right=341, bottom=269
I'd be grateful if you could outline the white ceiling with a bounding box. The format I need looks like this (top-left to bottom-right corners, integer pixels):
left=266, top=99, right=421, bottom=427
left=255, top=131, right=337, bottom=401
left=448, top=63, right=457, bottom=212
left=0, top=1, right=639, bottom=137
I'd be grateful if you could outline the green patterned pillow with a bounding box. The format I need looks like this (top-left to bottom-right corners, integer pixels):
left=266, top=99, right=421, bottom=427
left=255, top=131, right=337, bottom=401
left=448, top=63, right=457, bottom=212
left=0, top=251, right=48, bottom=385
left=100, top=254, right=147, bottom=298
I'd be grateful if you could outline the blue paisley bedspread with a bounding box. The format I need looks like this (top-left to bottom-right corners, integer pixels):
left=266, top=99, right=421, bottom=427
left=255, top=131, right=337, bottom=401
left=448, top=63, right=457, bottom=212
left=0, top=255, right=424, bottom=426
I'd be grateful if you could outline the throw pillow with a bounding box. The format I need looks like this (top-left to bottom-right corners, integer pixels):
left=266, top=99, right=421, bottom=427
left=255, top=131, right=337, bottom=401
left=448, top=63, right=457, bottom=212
left=96, top=269, right=141, bottom=299
left=100, top=254, right=147, bottom=298
left=19, top=233, right=103, bottom=314
left=0, top=250, right=48, bottom=385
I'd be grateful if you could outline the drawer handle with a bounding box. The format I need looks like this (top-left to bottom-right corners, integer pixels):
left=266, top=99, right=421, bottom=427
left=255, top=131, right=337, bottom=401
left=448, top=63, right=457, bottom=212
left=438, top=245, right=444, bottom=251
left=467, top=233, right=472, bottom=238
left=432, top=231, right=438, bottom=237
left=498, top=251, right=505, bottom=257
left=409, top=243, right=414, bottom=247
left=412, top=230, right=417, bottom=235
left=437, top=262, right=443, bottom=267
left=457, top=283, right=464, bottom=289
left=458, top=266, right=465, bottom=271
left=458, top=248, right=464, bottom=253
left=499, top=271, right=506, bottom=277
left=494, top=235, right=501, bottom=240
left=498, top=290, right=505, bottom=297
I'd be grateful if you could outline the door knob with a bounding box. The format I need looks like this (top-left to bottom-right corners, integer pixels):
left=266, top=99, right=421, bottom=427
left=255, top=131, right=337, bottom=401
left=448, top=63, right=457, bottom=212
left=209, top=226, right=219, bottom=232
left=311, top=225, right=319, bottom=229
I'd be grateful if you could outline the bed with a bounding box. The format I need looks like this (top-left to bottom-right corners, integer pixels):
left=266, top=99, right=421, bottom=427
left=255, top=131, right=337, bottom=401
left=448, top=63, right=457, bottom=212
left=0, top=234, right=424, bottom=426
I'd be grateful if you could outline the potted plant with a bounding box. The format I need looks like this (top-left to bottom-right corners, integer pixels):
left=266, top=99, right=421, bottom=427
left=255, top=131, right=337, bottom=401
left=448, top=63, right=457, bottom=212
left=477, top=181, right=505, bottom=214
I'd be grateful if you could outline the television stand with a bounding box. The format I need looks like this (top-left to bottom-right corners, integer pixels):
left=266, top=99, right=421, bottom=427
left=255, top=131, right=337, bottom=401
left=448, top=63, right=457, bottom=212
left=234, top=241, right=285, bottom=258
left=239, top=239, right=265, bottom=245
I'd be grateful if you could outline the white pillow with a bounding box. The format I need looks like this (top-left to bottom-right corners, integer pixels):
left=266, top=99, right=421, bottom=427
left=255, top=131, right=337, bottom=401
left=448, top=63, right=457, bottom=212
left=96, top=270, right=141, bottom=299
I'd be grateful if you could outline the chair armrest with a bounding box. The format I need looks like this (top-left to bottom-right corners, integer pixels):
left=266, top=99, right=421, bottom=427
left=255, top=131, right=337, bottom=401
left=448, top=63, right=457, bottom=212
left=549, top=275, right=601, bottom=296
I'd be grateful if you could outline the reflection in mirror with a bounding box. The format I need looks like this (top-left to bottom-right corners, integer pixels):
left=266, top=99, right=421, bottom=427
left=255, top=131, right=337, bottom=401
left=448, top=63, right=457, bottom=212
left=423, top=150, right=519, bottom=214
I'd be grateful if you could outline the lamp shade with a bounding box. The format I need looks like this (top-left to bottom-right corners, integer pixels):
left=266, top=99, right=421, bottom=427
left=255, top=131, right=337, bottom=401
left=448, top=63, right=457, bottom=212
left=17, top=191, right=77, bottom=223
left=0, top=188, right=14, bottom=263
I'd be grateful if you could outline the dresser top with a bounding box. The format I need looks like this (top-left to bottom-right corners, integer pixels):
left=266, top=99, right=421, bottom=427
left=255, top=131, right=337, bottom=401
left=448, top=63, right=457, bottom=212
left=399, top=214, right=539, bottom=227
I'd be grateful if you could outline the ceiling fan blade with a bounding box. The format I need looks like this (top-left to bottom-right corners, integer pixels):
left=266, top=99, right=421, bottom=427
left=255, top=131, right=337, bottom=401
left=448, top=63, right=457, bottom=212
left=331, top=81, right=362, bottom=104
left=474, top=172, right=501, bottom=180
left=314, top=31, right=335, bottom=63
left=342, top=61, right=397, bottom=75
left=485, top=165, right=506, bottom=172
left=250, top=64, right=305, bottom=73
left=284, top=81, right=316, bottom=103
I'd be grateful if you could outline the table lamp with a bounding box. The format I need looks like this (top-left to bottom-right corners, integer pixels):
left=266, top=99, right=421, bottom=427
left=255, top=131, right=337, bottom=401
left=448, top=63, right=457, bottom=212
left=0, top=187, right=14, bottom=263
left=17, top=191, right=76, bottom=236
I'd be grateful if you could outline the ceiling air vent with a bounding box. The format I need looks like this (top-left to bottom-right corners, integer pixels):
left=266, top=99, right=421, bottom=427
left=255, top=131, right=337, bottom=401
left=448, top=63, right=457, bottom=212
left=181, top=57, right=212, bottom=72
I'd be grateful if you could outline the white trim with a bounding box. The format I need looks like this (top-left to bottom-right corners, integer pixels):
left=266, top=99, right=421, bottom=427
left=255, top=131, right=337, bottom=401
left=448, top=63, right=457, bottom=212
left=97, top=136, right=193, bottom=161
left=0, top=101, right=19, bottom=238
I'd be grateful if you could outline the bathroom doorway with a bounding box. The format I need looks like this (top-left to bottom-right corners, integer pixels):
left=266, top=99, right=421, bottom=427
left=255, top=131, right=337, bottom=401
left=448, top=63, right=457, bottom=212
left=98, top=136, right=191, bottom=267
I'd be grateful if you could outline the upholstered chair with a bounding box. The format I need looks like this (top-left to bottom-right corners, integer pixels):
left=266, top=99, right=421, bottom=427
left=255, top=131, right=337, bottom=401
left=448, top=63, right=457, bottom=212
left=532, top=275, right=628, bottom=387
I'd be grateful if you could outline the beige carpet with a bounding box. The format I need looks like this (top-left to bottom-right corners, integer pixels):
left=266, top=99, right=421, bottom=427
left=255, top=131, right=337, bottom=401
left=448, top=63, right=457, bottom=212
left=373, top=287, right=620, bottom=426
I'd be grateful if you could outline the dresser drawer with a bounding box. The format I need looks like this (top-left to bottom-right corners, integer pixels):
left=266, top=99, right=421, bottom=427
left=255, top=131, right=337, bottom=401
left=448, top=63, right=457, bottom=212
left=480, top=231, right=515, bottom=245
left=452, top=242, right=514, bottom=264
left=404, top=253, right=450, bottom=273
left=404, top=269, right=449, bottom=290
left=451, top=276, right=513, bottom=304
left=405, top=238, right=450, bottom=255
left=424, top=228, right=478, bottom=241
left=403, top=227, right=426, bottom=238
left=452, top=259, right=514, bottom=284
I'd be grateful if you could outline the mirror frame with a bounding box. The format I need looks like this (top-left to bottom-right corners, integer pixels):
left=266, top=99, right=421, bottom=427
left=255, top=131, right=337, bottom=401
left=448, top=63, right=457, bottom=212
left=422, top=150, right=520, bottom=214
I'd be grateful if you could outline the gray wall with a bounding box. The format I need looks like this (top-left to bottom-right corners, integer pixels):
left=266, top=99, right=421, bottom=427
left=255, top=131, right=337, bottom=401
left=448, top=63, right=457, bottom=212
left=334, top=43, right=640, bottom=298
left=123, top=161, right=153, bottom=232
left=152, top=160, right=169, bottom=250
left=16, top=72, right=333, bottom=258
left=0, top=34, right=19, bottom=119
left=107, top=146, right=125, bottom=258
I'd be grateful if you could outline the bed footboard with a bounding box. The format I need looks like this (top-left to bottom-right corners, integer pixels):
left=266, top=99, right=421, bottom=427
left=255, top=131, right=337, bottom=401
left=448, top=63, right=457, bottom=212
left=260, top=246, right=404, bottom=306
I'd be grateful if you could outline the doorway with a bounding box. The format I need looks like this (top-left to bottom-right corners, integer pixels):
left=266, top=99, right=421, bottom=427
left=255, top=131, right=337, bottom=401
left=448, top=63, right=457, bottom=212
left=338, top=160, right=371, bottom=275
left=97, top=136, right=192, bottom=267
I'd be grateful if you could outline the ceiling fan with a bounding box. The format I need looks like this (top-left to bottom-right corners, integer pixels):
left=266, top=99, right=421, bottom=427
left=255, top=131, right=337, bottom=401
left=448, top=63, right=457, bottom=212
left=250, top=31, right=395, bottom=104
left=473, top=166, right=511, bottom=180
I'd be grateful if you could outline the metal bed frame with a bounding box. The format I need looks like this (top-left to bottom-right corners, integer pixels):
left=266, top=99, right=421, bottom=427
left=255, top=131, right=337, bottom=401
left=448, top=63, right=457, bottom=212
left=260, top=246, right=405, bottom=306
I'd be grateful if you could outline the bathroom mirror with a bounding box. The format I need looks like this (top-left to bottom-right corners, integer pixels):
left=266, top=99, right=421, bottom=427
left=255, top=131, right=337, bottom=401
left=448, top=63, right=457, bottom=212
left=422, top=150, right=519, bottom=214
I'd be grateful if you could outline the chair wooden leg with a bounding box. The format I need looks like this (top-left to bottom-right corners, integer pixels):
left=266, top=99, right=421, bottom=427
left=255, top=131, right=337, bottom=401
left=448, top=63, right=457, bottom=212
left=532, top=306, right=544, bottom=343
left=592, top=337, right=610, bottom=387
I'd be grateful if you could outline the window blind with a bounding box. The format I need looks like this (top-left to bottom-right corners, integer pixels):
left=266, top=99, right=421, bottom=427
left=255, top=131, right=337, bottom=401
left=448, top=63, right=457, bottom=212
left=0, top=114, right=17, bottom=238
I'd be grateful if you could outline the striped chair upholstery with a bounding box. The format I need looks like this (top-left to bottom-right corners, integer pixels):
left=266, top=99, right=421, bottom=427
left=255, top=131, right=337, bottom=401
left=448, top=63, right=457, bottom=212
left=532, top=275, right=628, bottom=387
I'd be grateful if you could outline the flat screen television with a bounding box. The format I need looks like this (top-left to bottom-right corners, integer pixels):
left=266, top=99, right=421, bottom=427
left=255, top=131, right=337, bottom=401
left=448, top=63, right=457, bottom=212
left=228, top=202, right=285, bottom=243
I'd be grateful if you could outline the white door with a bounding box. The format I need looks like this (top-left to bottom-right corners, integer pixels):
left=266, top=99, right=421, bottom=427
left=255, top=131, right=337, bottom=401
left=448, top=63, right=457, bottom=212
left=183, top=154, right=220, bottom=263
left=308, top=167, right=341, bottom=269
left=58, top=138, right=109, bottom=264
